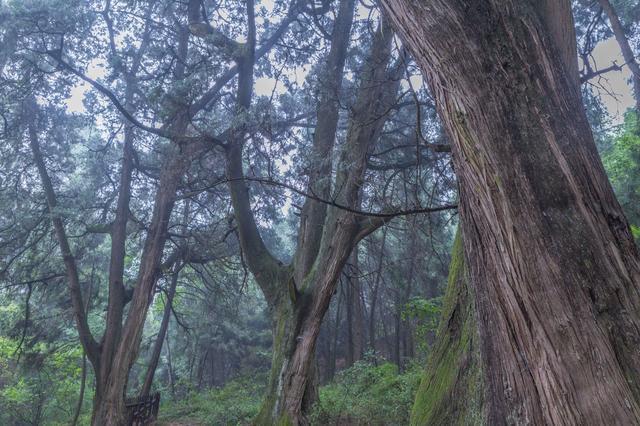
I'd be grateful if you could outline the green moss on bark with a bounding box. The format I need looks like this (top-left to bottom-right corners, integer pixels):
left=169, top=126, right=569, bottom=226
left=253, top=296, right=294, bottom=425
left=410, top=230, right=484, bottom=425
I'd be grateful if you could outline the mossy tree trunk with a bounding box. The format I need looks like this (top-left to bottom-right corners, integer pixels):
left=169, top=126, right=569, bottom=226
left=411, top=230, right=483, bottom=425
left=385, top=0, right=640, bottom=424
left=253, top=287, right=319, bottom=425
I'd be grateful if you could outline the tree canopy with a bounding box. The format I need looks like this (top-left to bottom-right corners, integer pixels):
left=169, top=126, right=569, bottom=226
left=0, top=0, right=639, bottom=424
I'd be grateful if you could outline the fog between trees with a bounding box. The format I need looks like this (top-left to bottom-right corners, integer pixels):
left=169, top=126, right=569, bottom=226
left=1, top=0, right=640, bottom=424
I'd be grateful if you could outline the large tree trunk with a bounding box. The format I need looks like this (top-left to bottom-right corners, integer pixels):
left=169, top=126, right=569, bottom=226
left=270, top=23, right=401, bottom=424
left=254, top=290, right=319, bottom=425
left=247, top=17, right=400, bottom=424
left=91, top=28, right=193, bottom=423
left=274, top=218, right=362, bottom=425
left=384, top=0, right=640, bottom=424
left=263, top=0, right=357, bottom=410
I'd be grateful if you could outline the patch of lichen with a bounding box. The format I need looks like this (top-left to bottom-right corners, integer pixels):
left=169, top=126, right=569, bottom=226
left=410, top=230, right=484, bottom=425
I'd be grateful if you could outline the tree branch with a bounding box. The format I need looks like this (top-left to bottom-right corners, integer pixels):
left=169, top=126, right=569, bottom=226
left=227, top=176, right=458, bottom=218
left=187, top=0, right=242, bottom=57
left=24, top=99, right=99, bottom=363
left=580, top=61, right=623, bottom=83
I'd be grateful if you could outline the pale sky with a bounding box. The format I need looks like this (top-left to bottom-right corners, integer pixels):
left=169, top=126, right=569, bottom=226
left=588, top=37, right=635, bottom=123
left=65, top=33, right=635, bottom=126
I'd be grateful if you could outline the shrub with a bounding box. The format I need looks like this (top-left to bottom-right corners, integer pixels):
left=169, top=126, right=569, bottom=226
left=159, top=375, right=265, bottom=425
left=309, top=360, right=421, bottom=425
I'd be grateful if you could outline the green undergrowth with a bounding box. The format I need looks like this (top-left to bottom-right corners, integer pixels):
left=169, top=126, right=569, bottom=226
left=159, top=375, right=265, bottom=425
left=310, top=360, right=421, bottom=425
left=159, top=361, right=421, bottom=426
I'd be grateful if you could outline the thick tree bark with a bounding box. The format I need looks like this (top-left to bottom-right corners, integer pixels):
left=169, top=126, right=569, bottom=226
left=383, top=0, right=640, bottom=424
left=252, top=288, right=308, bottom=425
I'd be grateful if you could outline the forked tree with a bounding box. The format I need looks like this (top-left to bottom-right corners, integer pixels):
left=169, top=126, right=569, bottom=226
left=220, top=0, right=454, bottom=421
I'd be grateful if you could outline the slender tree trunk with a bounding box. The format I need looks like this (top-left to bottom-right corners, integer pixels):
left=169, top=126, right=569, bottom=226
left=345, top=276, right=354, bottom=367
left=330, top=286, right=343, bottom=379
left=393, top=313, right=401, bottom=367
left=211, top=349, right=217, bottom=387
left=346, top=249, right=365, bottom=367
left=91, top=14, right=160, bottom=421
left=140, top=264, right=181, bottom=396
left=384, top=1, right=640, bottom=423
left=72, top=277, right=94, bottom=426
left=368, top=227, right=388, bottom=351
left=99, top=88, right=136, bottom=405
left=71, top=353, right=87, bottom=426
left=197, top=349, right=207, bottom=390
left=166, top=330, right=176, bottom=399
left=598, top=0, right=640, bottom=118
left=318, top=325, right=331, bottom=383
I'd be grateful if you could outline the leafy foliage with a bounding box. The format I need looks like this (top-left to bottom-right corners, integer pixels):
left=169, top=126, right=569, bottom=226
left=158, top=361, right=422, bottom=426
left=159, top=375, right=265, bottom=426
left=0, top=0, right=637, bottom=423
left=602, top=112, right=640, bottom=240
left=0, top=322, right=90, bottom=425
left=309, top=360, right=421, bottom=426
left=401, top=296, right=442, bottom=360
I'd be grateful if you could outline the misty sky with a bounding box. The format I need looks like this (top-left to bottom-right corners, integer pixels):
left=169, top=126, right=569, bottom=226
left=64, top=36, right=636, bottom=127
